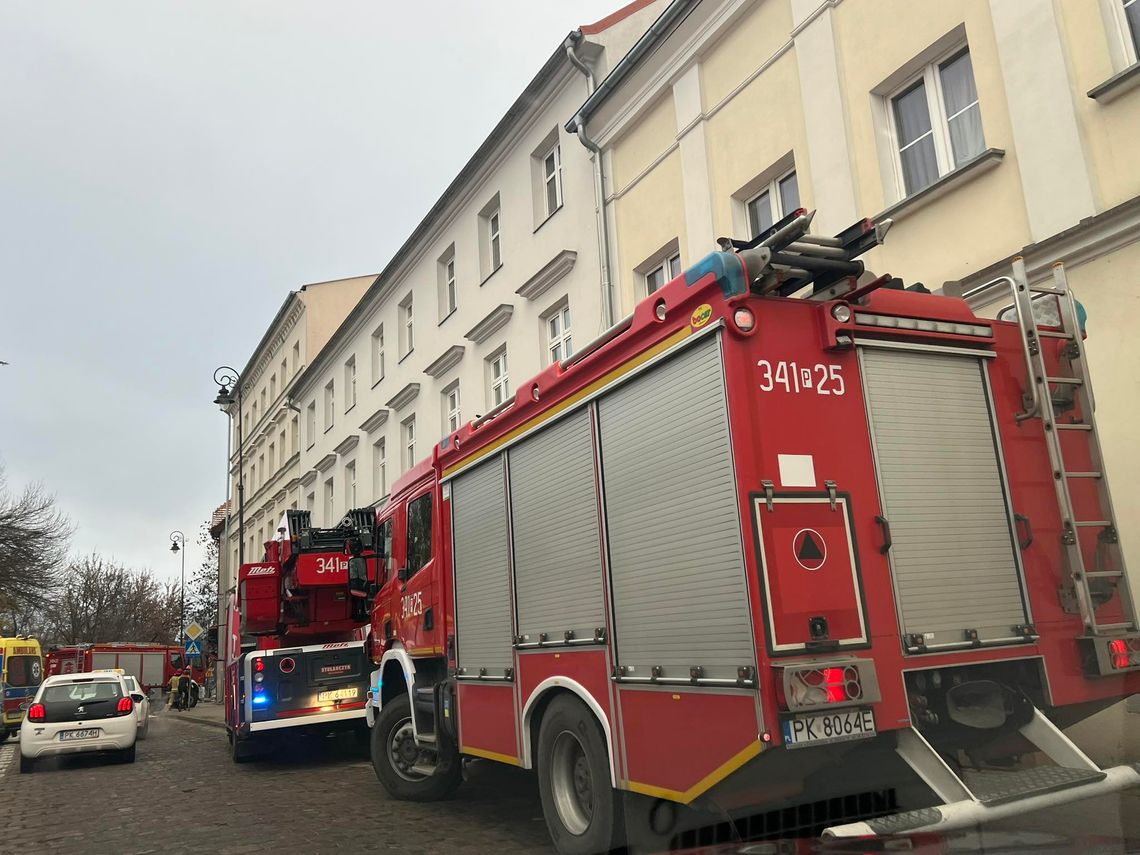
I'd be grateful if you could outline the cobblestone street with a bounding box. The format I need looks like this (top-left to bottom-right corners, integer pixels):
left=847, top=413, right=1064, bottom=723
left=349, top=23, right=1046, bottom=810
left=0, top=705, right=555, bottom=855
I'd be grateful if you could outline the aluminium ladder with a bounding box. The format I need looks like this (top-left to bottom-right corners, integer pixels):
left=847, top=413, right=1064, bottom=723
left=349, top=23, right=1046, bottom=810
left=1008, top=257, right=1135, bottom=635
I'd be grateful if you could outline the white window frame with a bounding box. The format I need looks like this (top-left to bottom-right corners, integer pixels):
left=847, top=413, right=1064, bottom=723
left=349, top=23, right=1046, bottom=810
left=542, top=143, right=563, bottom=217
left=488, top=348, right=510, bottom=408
left=305, top=402, right=316, bottom=449
left=885, top=45, right=982, bottom=198
left=399, top=294, right=414, bottom=358
left=445, top=257, right=456, bottom=316
left=306, top=492, right=315, bottom=512
left=402, top=416, right=417, bottom=470
left=373, top=438, right=387, bottom=502
left=344, top=356, right=357, bottom=412
left=489, top=210, right=502, bottom=271
left=345, top=461, right=356, bottom=509
left=291, top=342, right=300, bottom=374
left=1121, top=0, right=1140, bottom=64
left=324, top=379, right=335, bottom=431
left=545, top=302, right=573, bottom=365
left=371, top=324, right=385, bottom=386
left=323, top=477, right=335, bottom=524
left=644, top=252, right=682, bottom=297
left=745, top=168, right=799, bottom=237
left=442, top=382, right=461, bottom=435
left=290, top=416, right=299, bottom=455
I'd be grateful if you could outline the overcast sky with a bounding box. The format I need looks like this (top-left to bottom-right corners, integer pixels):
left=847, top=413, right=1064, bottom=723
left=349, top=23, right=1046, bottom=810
left=0, top=1, right=623, bottom=586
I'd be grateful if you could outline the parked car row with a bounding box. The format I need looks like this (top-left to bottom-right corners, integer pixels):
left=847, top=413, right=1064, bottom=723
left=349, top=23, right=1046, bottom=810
left=18, top=669, right=151, bottom=773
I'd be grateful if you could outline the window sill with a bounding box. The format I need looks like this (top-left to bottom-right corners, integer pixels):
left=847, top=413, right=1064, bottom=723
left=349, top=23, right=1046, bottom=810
left=437, top=308, right=456, bottom=328
left=1087, top=62, right=1140, bottom=103
left=397, top=349, right=414, bottom=365
left=480, top=264, right=503, bottom=287
left=875, top=148, right=1005, bottom=223
left=533, top=204, right=563, bottom=235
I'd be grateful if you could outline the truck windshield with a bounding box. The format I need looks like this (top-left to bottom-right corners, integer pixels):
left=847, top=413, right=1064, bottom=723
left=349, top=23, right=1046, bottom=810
left=6, top=655, right=43, bottom=687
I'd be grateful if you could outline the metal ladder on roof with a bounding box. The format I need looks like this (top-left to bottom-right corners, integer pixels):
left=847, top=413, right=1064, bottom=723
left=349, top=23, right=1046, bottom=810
left=1008, top=257, right=1134, bottom=636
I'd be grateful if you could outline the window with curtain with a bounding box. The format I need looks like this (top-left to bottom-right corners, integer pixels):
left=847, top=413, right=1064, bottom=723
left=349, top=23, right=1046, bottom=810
left=746, top=169, right=800, bottom=238
left=891, top=48, right=984, bottom=197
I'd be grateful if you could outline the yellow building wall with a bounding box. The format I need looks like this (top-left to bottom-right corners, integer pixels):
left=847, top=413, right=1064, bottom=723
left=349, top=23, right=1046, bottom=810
left=704, top=50, right=810, bottom=241
left=1063, top=241, right=1140, bottom=571
left=612, top=149, right=687, bottom=308
left=610, top=94, right=678, bottom=191
left=1055, top=0, right=1140, bottom=211
left=699, top=0, right=793, bottom=108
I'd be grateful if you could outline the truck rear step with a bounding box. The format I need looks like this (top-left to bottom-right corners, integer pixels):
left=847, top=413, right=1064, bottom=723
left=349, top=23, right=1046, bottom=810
left=823, top=704, right=1140, bottom=837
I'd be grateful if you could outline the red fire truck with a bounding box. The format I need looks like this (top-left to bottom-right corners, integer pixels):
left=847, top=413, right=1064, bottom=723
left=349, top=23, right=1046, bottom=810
left=45, top=642, right=204, bottom=694
left=360, top=209, right=1139, bottom=853
left=224, top=509, right=380, bottom=762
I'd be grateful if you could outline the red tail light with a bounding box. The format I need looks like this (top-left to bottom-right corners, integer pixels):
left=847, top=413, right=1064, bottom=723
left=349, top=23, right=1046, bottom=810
left=1108, top=639, right=1132, bottom=670
left=117, top=696, right=134, bottom=714
left=823, top=667, right=848, bottom=703
left=254, top=658, right=265, bottom=672
left=26, top=703, right=45, bottom=722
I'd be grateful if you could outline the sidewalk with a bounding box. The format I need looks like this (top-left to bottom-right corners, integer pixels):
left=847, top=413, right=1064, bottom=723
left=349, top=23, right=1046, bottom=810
left=161, top=697, right=226, bottom=730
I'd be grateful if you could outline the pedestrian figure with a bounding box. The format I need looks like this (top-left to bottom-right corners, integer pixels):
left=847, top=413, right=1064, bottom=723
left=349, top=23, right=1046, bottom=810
left=177, top=668, right=191, bottom=711
left=168, top=669, right=181, bottom=710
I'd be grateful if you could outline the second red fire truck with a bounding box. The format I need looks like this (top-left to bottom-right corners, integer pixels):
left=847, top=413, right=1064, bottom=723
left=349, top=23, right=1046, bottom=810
left=224, top=509, right=380, bottom=762
left=354, top=208, right=1138, bottom=853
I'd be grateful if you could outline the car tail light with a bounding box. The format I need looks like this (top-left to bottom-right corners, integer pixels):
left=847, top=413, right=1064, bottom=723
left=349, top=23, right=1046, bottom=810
left=27, top=703, right=45, bottom=722
left=117, top=697, right=134, bottom=715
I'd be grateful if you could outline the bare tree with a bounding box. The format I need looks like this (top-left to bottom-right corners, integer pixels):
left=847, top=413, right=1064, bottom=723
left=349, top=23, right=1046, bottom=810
left=0, top=467, right=73, bottom=614
left=185, top=521, right=219, bottom=631
left=43, top=554, right=180, bottom=645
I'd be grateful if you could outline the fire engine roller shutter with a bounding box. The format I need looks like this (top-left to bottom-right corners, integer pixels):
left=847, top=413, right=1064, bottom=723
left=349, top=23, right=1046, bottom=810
left=509, top=408, right=604, bottom=643
left=451, top=455, right=514, bottom=676
left=859, top=347, right=1028, bottom=649
left=597, top=333, right=755, bottom=681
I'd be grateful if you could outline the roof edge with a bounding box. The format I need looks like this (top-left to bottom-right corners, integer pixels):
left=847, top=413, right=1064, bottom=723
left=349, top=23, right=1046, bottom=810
left=580, top=0, right=660, bottom=34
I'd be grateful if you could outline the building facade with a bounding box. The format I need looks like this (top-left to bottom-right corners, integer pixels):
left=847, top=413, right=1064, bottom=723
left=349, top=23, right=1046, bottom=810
left=290, top=4, right=665, bottom=523
left=569, top=0, right=1140, bottom=567
left=221, top=275, right=373, bottom=590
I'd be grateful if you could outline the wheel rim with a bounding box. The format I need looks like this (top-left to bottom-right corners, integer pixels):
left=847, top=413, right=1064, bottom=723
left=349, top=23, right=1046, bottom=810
left=389, top=717, right=432, bottom=782
left=550, top=730, right=593, bottom=836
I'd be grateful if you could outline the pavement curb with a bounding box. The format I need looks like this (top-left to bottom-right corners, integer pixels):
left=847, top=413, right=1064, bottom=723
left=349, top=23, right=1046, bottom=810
left=165, top=713, right=227, bottom=731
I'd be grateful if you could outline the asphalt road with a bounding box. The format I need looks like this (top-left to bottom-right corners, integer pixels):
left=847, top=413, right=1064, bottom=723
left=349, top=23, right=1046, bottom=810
left=0, top=708, right=556, bottom=854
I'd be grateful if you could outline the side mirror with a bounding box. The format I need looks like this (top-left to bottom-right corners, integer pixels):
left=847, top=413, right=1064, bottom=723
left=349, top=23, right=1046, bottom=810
left=347, top=556, right=369, bottom=589
left=397, top=566, right=409, bottom=583
left=367, top=582, right=380, bottom=599
left=131, top=693, right=145, bottom=703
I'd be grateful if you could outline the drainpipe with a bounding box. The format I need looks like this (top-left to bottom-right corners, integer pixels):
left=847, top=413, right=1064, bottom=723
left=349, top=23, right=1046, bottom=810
left=565, top=32, right=615, bottom=329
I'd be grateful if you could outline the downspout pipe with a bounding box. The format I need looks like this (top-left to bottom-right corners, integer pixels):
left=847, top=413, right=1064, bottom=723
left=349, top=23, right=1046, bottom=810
left=565, top=32, right=615, bottom=329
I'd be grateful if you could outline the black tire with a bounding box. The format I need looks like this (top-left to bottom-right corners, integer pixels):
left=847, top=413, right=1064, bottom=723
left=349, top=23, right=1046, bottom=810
left=536, top=695, right=622, bottom=855
left=120, top=743, right=137, bottom=764
left=370, top=693, right=461, bottom=801
left=231, top=733, right=254, bottom=764
left=19, top=754, right=33, bottom=773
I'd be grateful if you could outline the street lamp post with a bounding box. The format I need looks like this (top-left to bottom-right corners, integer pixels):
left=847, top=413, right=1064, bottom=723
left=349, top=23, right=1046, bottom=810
left=169, top=530, right=186, bottom=644
left=213, top=366, right=244, bottom=567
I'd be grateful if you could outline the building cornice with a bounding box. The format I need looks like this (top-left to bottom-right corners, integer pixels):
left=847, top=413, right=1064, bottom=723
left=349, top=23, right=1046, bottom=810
left=423, top=345, right=466, bottom=378
left=358, top=407, right=391, bottom=433
left=314, top=453, right=337, bottom=474
left=516, top=250, right=577, bottom=301
left=333, top=434, right=360, bottom=457
left=300, top=468, right=319, bottom=487
left=239, top=294, right=304, bottom=392
left=465, top=304, right=515, bottom=344
left=386, top=383, right=421, bottom=412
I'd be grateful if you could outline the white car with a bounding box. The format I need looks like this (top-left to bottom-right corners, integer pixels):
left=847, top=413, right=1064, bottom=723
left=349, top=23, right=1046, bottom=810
left=121, top=675, right=151, bottom=740
left=19, top=672, right=142, bottom=773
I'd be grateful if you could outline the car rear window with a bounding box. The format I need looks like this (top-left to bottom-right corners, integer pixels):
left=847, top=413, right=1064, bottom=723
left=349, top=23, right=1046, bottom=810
left=43, top=681, right=122, bottom=704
